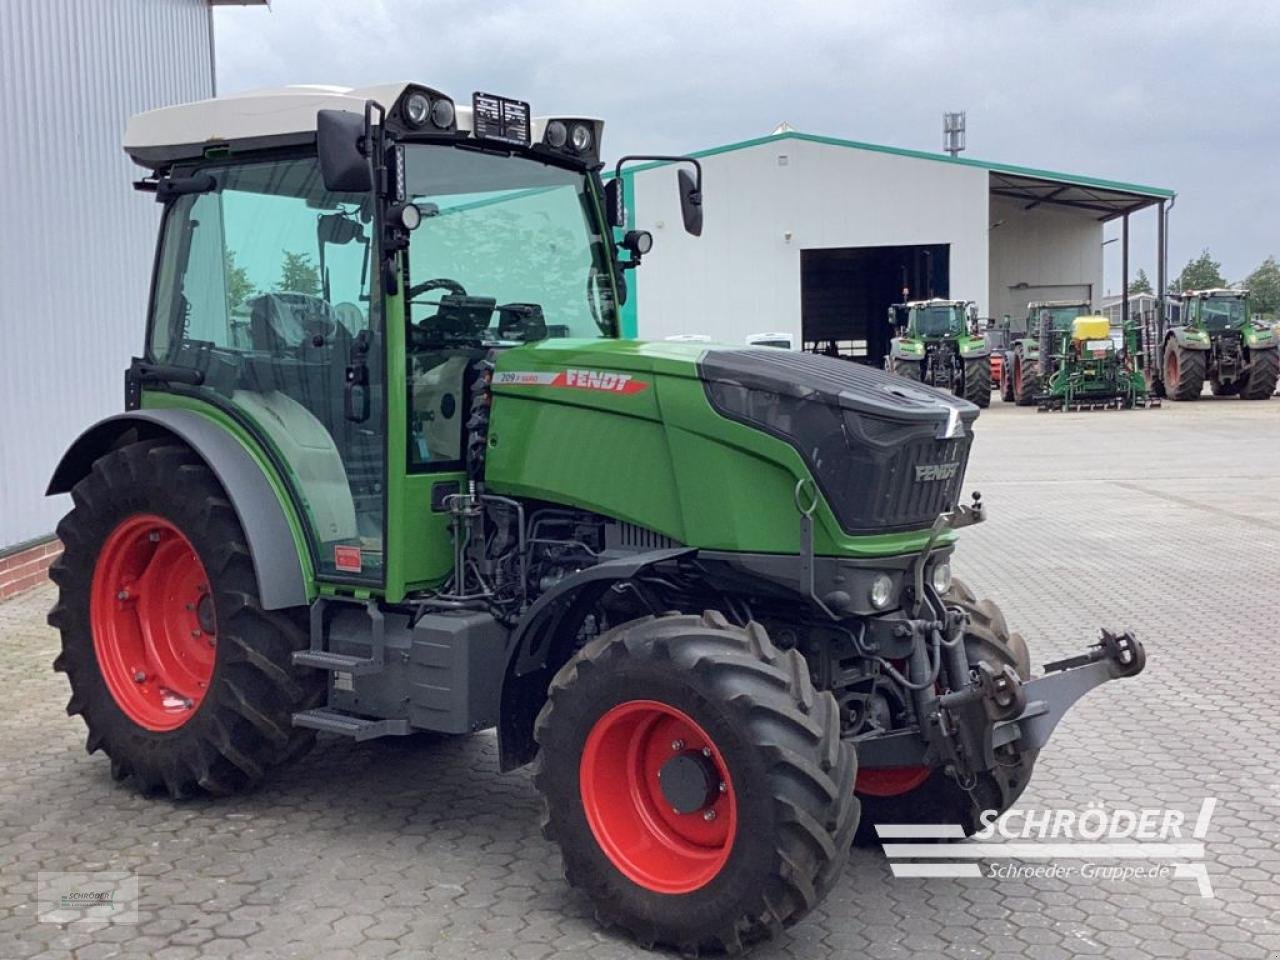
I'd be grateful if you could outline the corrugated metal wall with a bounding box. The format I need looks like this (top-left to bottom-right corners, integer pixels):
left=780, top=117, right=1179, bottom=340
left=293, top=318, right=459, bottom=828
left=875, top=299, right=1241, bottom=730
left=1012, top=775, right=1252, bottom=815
left=0, top=0, right=213, bottom=550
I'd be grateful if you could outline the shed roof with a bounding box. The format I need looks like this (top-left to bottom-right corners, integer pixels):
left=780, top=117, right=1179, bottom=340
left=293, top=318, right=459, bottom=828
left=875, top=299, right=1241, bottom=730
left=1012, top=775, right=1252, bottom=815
left=621, top=130, right=1173, bottom=222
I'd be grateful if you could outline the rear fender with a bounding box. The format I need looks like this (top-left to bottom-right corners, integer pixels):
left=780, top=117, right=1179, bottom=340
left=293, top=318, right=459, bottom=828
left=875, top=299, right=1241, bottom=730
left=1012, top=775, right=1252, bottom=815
left=46, top=411, right=310, bottom=610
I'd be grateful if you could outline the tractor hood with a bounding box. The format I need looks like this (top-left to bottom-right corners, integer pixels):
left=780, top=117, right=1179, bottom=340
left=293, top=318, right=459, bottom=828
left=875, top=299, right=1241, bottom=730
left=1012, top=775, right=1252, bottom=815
left=699, top=349, right=979, bottom=534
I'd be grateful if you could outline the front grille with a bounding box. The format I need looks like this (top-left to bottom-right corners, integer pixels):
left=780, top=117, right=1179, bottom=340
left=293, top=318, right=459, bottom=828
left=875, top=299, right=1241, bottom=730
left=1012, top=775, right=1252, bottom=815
left=872, top=436, right=970, bottom=529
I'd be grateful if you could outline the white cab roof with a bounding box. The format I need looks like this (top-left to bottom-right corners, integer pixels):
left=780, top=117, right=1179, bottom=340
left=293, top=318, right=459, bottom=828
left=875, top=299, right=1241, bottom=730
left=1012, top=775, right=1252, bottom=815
left=123, top=83, right=597, bottom=168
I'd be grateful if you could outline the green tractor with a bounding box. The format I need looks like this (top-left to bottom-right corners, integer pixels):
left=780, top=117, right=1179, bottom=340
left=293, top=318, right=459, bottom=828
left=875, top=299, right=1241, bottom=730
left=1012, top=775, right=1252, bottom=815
left=1148, top=288, right=1278, bottom=400
left=886, top=299, right=991, bottom=407
left=1004, top=300, right=1092, bottom=406
left=1034, top=313, right=1157, bottom=411
left=45, top=83, right=1145, bottom=953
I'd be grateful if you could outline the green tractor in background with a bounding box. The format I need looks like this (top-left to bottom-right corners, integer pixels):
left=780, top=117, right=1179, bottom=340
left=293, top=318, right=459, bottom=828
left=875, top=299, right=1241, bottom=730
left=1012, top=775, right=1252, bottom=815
left=1034, top=313, right=1157, bottom=412
left=1148, top=288, right=1278, bottom=400
left=885, top=299, right=991, bottom=407
left=1003, top=300, right=1091, bottom=406
left=43, top=83, right=1146, bottom=953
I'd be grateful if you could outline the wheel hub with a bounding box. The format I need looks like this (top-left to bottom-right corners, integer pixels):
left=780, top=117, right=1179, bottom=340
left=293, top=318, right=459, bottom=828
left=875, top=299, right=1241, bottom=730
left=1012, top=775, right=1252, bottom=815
left=89, top=514, right=217, bottom=731
left=658, top=750, right=720, bottom=814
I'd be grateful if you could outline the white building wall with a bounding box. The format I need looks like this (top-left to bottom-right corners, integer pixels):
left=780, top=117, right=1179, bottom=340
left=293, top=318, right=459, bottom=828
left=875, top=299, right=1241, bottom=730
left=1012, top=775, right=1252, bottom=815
left=0, top=0, right=214, bottom=550
left=988, top=195, right=1104, bottom=321
left=626, top=136, right=990, bottom=345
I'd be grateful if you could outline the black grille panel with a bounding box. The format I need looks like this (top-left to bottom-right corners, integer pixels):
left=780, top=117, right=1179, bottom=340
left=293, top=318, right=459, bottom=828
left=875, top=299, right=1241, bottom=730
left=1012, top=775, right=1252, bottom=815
left=701, top=350, right=977, bottom=534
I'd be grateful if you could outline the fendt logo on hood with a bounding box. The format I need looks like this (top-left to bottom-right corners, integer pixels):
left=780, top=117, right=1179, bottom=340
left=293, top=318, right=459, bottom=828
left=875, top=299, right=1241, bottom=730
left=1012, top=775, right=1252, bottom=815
left=915, top=461, right=960, bottom=482
left=494, top=369, right=649, bottom=395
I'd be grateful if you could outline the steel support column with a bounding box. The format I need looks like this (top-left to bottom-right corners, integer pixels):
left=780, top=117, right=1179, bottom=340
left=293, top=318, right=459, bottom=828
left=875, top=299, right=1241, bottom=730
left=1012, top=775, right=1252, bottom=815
left=1121, top=212, right=1130, bottom=327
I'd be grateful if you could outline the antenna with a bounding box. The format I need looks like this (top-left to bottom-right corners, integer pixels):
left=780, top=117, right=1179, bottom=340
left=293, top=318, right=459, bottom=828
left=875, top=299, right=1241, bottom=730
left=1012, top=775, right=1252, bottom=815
left=943, top=111, right=966, bottom=157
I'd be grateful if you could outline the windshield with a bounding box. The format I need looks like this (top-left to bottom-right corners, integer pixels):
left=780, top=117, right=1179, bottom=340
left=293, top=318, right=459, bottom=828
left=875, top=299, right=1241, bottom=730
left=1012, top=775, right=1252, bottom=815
left=1199, top=298, right=1245, bottom=330
left=1035, top=305, right=1088, bottom=331
left=402, top=145, right=617, bottom=340
left=914, top=305, right=963, bottom=337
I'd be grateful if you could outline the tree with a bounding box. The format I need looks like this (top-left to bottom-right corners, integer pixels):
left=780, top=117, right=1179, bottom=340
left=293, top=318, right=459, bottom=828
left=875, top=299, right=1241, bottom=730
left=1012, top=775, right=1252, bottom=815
left=1245, top=256, right=1280, bottom=318
left=1128, top=268, right=1152, bottom=295
left=1172, top=248, right=1225, bottom=292
left=224, top=250, right=256, bottom=314
left=276, top=251, right=320, bottom=296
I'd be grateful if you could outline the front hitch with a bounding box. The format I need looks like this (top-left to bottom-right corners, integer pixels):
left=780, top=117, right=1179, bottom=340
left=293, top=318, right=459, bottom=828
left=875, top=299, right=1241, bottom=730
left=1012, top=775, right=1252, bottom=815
left=993, top=629, right=1145, bottom=754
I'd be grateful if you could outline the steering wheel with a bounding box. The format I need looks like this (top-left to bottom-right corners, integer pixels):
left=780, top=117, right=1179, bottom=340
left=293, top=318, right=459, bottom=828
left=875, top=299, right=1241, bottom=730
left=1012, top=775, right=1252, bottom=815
left=407, top=277, right=467, bottom=301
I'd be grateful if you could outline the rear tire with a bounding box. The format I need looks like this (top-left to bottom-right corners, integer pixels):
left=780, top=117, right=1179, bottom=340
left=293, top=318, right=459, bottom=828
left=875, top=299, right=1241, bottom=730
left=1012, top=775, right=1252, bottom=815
left=1165, top=342, right=1205, bottom=400
left=890, top=358, right=922, bottom=381
left=853, top=579, right=1036, bottom=845
left=1000, top=357, right=1015, bottom=402
left=535, top=611, right=857, bottom=954
left=1239, top=348, right=1278, bottom=400
left=1013, top=353, right=1039, bottom=406
left=48, top=439, right=323, bottom=797
left=962, top=357, right=991, bottom=407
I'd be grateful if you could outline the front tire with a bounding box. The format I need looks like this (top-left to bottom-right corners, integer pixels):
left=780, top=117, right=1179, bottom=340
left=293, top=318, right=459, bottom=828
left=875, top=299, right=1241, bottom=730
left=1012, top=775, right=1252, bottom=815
left=1013, top=353, right=1039, bottom=406
left=854, top=580, right=1036, bottom=845
left=534, top=611, right=857, bottom=954
left=890, top=358, right=922, bottom=381
left=48, top=439, right=323, bottom=797
left=962, top=357, right=991, bottom=407
left=1239, top=348, right=1278, bottom=400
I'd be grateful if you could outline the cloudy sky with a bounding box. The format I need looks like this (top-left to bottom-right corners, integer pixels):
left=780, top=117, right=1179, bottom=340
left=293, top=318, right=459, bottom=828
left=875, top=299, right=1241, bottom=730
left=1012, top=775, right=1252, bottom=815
left=213, top=0, right=1279, bottom=292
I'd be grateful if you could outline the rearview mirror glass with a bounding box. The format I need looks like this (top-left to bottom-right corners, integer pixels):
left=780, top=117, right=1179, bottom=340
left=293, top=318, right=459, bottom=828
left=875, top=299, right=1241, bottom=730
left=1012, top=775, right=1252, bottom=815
left=678, top=168, right=702, bottom=236
left=317, top=109, right=372, bottom=193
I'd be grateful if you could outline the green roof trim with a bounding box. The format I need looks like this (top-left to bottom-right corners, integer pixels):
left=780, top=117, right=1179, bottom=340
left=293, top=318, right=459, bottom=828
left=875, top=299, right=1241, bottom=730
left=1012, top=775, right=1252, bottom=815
left=609, top=130, right=1174, bottom=200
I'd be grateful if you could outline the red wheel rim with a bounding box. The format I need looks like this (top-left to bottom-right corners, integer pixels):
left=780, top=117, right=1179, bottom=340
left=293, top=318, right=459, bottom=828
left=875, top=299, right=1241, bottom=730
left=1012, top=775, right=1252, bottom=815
left=580, top=700, right=737, bottom=894
left=856, top=765, right=932, bottom=797
left=90, top=514, right=217, bottom=732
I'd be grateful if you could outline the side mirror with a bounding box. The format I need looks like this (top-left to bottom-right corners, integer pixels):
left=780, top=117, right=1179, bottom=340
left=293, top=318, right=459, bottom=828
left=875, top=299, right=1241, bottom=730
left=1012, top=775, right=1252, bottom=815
left=317, top=109, right=372, bottom=193
left=678, top=168, right=702, bottom=236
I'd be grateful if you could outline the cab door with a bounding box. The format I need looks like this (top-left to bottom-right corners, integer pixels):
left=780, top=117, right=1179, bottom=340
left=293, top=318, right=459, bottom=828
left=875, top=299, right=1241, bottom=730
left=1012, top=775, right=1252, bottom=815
left=147, top=154, right=388, bottom=587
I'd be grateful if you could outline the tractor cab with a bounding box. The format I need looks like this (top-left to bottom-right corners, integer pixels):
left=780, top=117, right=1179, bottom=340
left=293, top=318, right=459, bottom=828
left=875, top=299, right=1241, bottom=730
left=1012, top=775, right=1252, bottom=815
left=117, top=83, right=699, bottom=595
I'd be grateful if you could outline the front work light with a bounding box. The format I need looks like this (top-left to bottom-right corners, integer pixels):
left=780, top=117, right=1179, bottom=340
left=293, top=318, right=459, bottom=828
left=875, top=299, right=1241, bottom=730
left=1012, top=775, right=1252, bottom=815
left=403, top=92, right=431, bottom=128
left=545, top=120, right=568, bottom=148
left=571, top=123, right=593, bottom=152
left=430, top=97, right=455, bottom=129
left=930, top=561, right=952, bottom=595
left=869, top=574, right=894, bottom=610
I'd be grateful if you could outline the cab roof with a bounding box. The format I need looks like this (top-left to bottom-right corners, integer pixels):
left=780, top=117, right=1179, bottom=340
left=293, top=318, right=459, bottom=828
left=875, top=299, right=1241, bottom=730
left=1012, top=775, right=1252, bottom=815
left=123, top=83, right=601, bottom=170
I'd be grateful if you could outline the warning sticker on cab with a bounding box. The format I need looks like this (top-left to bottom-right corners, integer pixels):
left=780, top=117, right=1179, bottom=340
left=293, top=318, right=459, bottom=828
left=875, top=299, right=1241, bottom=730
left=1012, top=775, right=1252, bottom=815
left=494, top=369, right=649, bottom=395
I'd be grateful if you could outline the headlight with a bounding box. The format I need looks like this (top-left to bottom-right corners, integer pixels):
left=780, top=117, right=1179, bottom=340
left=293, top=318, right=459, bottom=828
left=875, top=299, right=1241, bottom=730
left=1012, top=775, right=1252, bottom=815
left=430, top=97, right=455, bottom=129
left=930, top=561, right=952, bottom=595
left=869, top=573, right=894, bottom=610
left=403, top=92, right=431, bottom=127
left=571, top=123, right=593, bottom=152
left=545, top=120, right=568, bottom=148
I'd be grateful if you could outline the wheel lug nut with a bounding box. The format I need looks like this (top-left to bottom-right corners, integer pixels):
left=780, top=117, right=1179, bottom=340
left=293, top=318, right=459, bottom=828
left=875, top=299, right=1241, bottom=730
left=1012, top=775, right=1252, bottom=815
left=207, top=637, right=215, bottom=647
left=148, top=532, right=161, bottom=543
left=185, top=603, right=194, bottom=611
left=191, top=629, right=201, bottom=638
left=701, top=747, right=712, bottom=758
left=719, top=781, right=727, bottom=793
left=133, top=671, right=146, bottom=683
left=671, top=739, right=684, bottom=751
left=117, top=590, right=129, bottom=601
left=703, top=809, right=716, bottom=822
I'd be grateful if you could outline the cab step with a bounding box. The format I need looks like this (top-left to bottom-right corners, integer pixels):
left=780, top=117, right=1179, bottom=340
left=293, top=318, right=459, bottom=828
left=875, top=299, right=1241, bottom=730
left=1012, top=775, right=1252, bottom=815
left=291, top=708, right=410, bottom=740
left=292, top=649, right=382, bottom=675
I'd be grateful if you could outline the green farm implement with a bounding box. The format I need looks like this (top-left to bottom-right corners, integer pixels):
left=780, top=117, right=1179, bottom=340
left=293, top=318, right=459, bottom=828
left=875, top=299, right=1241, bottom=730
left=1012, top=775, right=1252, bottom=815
left=1035, top=314, right=1158, bottom=412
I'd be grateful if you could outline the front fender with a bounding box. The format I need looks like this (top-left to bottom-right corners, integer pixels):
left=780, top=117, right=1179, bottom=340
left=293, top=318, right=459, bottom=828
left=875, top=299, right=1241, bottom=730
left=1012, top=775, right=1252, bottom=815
left=958, top=336, right=991, bottom=360
left=1167, top=327, right=1210, bottom=351
left=497, top=547, right=695, bottom=771
left=47, top=410, right=310, bottom=610
left=889, top=338, right=925, bottom=361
